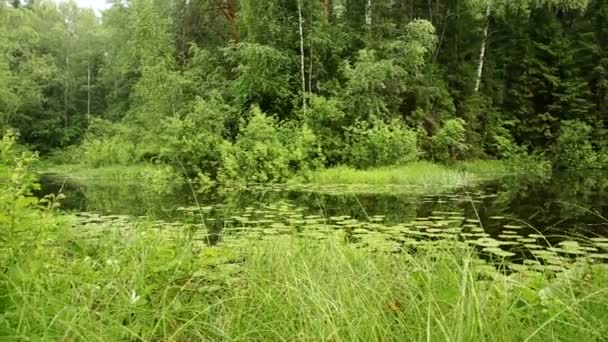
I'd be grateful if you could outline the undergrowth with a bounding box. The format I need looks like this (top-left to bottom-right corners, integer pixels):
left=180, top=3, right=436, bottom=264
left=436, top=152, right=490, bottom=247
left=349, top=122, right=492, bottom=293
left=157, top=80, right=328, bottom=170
left=3, top=134, right=608, bottom=341
left=309, top=161, right=479, bottom=190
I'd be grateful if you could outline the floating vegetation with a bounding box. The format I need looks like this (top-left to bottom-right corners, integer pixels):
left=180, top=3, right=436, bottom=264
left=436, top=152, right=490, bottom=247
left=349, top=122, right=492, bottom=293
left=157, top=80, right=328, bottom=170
left=473, top=237, right=502, bottom=247
left=64, top=180, right=608, bottom=279
left=482, top=247, right=516, bottom=258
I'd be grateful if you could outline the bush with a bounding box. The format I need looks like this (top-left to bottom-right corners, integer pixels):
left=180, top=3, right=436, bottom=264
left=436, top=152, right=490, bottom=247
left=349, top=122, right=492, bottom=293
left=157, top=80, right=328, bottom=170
left=279, top=123, right=324, bottom=179
left=140, top=164, right=184, bottom=195
left=220, top=107, right=322, bottom=184
left=552, top=120, right=600, bottom=170
left=73, top=118, right=139, bottom=168
left=430, top=118, right=468, bottom=162
left=488, top=125, right=519, bottom=159
left=78, top=136, right=138, bottom=168
left=346, top=120, right=418, bottom=169
left=219, top=107, right=291, bottom=184
left=302, top=95, right=347, bottom=165
left=158, top=95, right=232, bottom=178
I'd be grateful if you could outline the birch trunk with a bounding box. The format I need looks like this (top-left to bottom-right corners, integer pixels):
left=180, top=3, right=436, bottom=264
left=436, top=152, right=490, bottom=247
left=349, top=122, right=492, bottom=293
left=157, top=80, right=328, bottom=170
left=64, top=54, right=69, bottom=128
left=87, top=62, right=91, bottom=123
left=365, top=0, right=372, bottom=28
left=474, top=5, right=491, bottom=93
left=297, top=0, right=307, bottom=110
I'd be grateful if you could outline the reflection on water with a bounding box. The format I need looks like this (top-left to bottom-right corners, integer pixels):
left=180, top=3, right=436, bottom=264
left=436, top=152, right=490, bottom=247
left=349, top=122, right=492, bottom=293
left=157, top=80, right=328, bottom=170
left=37, top=170, right=608, bottom=263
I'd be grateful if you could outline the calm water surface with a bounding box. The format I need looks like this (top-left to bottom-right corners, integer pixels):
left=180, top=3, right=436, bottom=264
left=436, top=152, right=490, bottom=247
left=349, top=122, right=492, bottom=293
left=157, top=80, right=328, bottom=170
left=36, top=171, right=608, bottom=265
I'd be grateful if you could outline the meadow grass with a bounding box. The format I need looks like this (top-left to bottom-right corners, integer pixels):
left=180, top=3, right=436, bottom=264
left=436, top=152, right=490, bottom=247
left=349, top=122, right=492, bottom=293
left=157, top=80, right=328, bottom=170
left=454, top=159, right=511, bottom=179
left=310, top=161, right=483, bottom=190
left=35, top=163, right=186, bottom=190
left=3, top=214, right=608, bottom=341
left=38, top=163, right=162, bottom=181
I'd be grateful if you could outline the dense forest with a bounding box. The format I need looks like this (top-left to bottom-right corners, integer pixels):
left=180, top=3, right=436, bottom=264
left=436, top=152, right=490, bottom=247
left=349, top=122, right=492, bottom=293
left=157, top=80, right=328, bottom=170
left=1, top=0, right=607, bottom=182
left=5, top=1, right=608, bottom=340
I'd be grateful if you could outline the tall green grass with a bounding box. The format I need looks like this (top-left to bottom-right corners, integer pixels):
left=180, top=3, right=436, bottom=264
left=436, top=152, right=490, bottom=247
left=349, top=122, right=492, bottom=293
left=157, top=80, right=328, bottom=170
left=4, top=135, right=607, bottom=340
left=4, top=222, right=608, bottom=341
left=222, top=237, right=608, bottom=341
left=310, top=161, right=479, bottom=190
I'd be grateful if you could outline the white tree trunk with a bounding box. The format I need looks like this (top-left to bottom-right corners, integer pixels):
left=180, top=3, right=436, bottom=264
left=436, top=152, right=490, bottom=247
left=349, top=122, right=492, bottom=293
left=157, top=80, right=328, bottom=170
left=87, top=62, right=91, bottom=123
left=64, top=53, right=69, bottom=128
left=474, top=5, right=491, bottom=93
left=365, top=0, right=372, bottom=27
left=297, top=0, right=307, bottom=110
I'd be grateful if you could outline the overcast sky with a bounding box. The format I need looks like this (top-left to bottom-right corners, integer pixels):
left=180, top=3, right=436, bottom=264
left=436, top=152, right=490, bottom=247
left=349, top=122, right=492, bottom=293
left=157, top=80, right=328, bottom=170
left=54, top=0, right=110, bottom=11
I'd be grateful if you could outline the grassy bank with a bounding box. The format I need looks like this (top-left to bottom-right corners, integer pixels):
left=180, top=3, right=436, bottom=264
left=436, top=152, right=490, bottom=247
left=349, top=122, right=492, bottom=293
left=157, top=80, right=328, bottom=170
left=4, top=216, right=608, bottom=340
left=309, top=160, right=510, bottom=191
left=38, top=159, right=534, bottom=193
left=37, top=163, right=167, bottom=182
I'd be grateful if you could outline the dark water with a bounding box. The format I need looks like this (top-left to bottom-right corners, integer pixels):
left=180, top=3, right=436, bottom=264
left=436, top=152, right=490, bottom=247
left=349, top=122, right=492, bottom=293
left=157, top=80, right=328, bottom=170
left=37, top=171, right=608, bottom=238
left=35, top=171, right=608, bottom=262
left=35, top=171, right=608, bottom=270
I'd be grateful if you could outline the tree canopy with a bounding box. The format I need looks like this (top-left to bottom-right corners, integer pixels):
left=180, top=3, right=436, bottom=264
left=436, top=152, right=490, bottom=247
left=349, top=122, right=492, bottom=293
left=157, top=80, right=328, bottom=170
left=1, top=0, right=606, bottom=174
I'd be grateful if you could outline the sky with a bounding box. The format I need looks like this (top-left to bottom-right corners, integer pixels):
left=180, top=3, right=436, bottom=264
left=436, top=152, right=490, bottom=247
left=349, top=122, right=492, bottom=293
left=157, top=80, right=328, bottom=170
left=54, top=0, right=110, bottom=11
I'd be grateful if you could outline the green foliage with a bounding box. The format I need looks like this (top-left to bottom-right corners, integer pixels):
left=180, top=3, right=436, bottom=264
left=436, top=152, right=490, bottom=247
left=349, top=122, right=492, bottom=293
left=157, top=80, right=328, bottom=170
left=223, top=43, right=293, bottom=111
left=553, top=120, right=601, bottom=170
left=4, top=0, right=608, bottom=175
left=0, top=130, right=55, bottom=271
left=302, top=95, right=347, bottom=165
left=0, top=131, right=39, bottom=202
left=340, top=49, right=407, bottom=120
left=430, top=119, right=469, bottom=162
left=158, top=95, right=232, bottom=177
left=278, top=123, right=325, bottom=178
left=78, top=136, right=137, bottom=168
left=140, top=164, right=183, bottom=195
left=219, top=107, right=291, bottom=184
left=346, top=120, right=419, bottom=168
left=130, top=62, right=186, bottom=129
left=384, top=19, right=437, bottom=72
left=75, top=118, right=139, bottom=168
left=220, top=106, right=321, bottom=184
left=311, top=161, right=477, bottom=191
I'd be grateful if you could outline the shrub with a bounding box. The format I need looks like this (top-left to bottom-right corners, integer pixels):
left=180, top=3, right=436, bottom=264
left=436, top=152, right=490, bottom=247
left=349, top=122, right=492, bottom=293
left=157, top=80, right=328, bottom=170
left=302, top=95, right=347, bottom=165
left=158, top=95, right=232, bottom=178
left=219, top=107, right=323, bottom=184
left=78, top=136, right=138, bottom=168
left=346, top=120, right=418, bottom=169
left=430, top=118, right=468, bottom=162
left=340, top=49, right=407, bottom=121
left=140, top=164, right=184, bottom=195
left=279, top=123, right=324, bottom=179
left=219, top=107, right=291, bottom=184
left=552, top=120, right=600, bottom=170
left=73, top=118, right=139, bottom=168
left=488, top=125, right=519, bottom=159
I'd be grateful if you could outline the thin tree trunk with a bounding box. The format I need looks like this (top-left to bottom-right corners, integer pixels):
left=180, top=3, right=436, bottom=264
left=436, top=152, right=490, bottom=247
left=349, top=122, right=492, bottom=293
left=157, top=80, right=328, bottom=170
left=86, top=34, right=91, bottom=124
left=474, top=5, right=491, bottom=93
left=223, top=0, right=239, bottom=43
left=64, top=54, right=69, bottom=128
left=365, top=0, right=372, bottom=28
left=87, top=62, right=91, bottom=123
left=297, top=0, right=307, bottom=110
left=322, top=0, right=330, bottom=23
left=433, top=9, right=450, bottom=63
left=309, top=7, right=314, bottom=94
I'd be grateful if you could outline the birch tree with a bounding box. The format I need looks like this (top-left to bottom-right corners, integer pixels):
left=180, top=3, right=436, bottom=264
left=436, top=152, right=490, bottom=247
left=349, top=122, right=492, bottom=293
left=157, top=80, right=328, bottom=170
left=297, top=0, right=307, bottom=110
left=470, top=0, right=589, bottom=93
